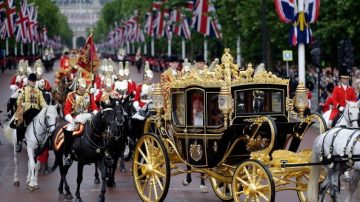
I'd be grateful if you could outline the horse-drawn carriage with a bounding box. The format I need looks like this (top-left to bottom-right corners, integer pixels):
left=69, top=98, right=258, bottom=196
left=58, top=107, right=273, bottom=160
left=132, top=49, right=327, bottom=202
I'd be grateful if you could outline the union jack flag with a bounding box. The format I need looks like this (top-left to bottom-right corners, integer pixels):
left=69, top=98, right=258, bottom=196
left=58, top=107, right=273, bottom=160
left=191, top=0, right=222, bottom=39
left=274, top=0, right=320, bottom=46
left=144, top=11, right=155, bottom=37
left=170, top=9, right=191, bottom=39
left=153, top=0, right=172, bottom=39
left=15, top=0, right=29, bottom=43
left=0, top=0, right=17, bottom=39
left=27, top=3, right=38, bottom=42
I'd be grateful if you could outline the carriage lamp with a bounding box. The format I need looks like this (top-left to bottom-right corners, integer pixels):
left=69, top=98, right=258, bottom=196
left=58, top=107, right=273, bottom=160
left=153, top=83, right=164, bottom=117
left=294, top=82, right=308, bottom=119
left=219, top=85, right=232, bottom=128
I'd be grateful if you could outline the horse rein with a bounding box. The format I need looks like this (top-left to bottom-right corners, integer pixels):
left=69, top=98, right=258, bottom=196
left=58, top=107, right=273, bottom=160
left=33, top=108, right=56, bottom=147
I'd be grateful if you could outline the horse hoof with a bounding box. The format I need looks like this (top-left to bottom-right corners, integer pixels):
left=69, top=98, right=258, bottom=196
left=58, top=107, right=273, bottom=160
left=28, top=186, right=35, bottom=192
left=107, top=181, right=116, bottom=187
left=66, top=193, right=73, bottom=200
left=58, top=193, right=66, bottom=199
left=75, top=197, right=83, bottom=202
left=97, top=195, right=105, bottom=202
left=94, top=178, right=100, bottom=184
left=35, top=185, right=40, bottom=189
left=13, top=181, right=20, bottom=187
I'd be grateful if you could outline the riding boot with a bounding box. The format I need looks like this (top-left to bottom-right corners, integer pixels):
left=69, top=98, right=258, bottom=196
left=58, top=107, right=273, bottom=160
left=63, top=129, right=73, bottom=167
left=15, top=126, right=25, bottom=152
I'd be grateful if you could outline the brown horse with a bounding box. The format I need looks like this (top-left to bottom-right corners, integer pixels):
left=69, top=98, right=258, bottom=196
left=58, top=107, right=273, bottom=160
left=51, top=78, right=72, bottom=117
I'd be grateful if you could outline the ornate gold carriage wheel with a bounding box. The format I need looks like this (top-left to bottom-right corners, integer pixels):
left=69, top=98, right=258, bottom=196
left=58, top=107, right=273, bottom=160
left=132, top=133, right=170, bottom=202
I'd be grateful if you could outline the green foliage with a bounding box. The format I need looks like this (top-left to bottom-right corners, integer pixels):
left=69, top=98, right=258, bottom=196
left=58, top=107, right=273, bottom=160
left=94, top=0, right=360, bottom=67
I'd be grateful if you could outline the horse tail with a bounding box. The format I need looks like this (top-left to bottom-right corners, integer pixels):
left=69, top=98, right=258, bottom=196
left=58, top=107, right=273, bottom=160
left=3, top=120, right=14, bottom=145
left=47, top=152, right=59, bottom=174
left=307, top=140, right=321, bottom=202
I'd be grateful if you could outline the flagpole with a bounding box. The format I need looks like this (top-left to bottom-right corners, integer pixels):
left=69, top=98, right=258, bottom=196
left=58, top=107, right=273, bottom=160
left=32, top=41, right=35, bottom=55
left=182, top=38, right=186, bottom=59
left=144, top=42, right=147, bottom=55
left=151, top=38, right=155, bottom=56
left=298, top=0, right=305, bottom=83
left=20, top=43, right=23, bottom=56
left=237, top=36, right=241, bottom=66
left=90, top=27, right=94, bottom=88
left=204, top=36, right=208, bottom=62
left=167, top=38, right=171, bottom=56
left=6, top=38, right=9, bottom=56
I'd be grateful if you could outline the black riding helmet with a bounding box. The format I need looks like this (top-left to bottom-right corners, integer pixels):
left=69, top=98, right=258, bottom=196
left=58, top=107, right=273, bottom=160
left=28, top=73, right=37, bottom=82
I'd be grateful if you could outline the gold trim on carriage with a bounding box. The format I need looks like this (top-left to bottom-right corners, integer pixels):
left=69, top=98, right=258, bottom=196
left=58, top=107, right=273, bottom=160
left=132, top=49, right=327, bottom=202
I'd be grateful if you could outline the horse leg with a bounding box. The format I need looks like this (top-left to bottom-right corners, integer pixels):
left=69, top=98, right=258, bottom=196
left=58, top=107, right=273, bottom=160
left=318, top=175, right=330, bottom=202
left=345, top=169, right=360, bottom=202
left=108, top=155, right=120, bottom=187
left=34, top=161, right=40, bottom=189
left=57, top=152, right=73, bottom=200
left=120, top=147, right=126, bottom=172
left=27, top=147, right=38, bottom=191
left=94, top=163, right=100, bottom=184
left=26, top=160, right=31, bottom=186
left=98, top=159, right=107, bottom=202
left=183, top=165, right=192, bottom=186
left=75, top=163, right=84, bottom=202
left=199, top=173, right=208, bottom=193
left=329, top=166, right=341, bottom=202
left=13, top=131, right=20, bottom=187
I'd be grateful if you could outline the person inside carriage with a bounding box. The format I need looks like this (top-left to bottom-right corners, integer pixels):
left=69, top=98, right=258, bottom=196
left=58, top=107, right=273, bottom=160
left=34, top=60, right=52, bottom=104
left=328, top=70, right=357, bottom=128
left=191, top=93, right=204, bottom=126
left=63, top=77, right=98, bottom=166
left=8, top=60, right=27, bottom=119
left=10, top=73, right=47, bottom=152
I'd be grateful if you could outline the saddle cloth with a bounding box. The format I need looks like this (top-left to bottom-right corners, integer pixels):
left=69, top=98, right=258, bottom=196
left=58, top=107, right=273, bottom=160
left=54, top=123, right=84, bottom=151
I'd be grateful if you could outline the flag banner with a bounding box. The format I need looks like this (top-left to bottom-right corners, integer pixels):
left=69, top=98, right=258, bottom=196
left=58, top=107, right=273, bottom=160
left=77, top=34, right=100, bottom=74
left=191, top=0, right=222, bottom=38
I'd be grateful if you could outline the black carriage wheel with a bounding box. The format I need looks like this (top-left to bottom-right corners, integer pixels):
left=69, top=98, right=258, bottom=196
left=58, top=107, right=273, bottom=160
left=232, top=159, right=275, bottom=202
left=209, top=176, right=233, bottom=201
left=132, top=132, right=170, bottom=202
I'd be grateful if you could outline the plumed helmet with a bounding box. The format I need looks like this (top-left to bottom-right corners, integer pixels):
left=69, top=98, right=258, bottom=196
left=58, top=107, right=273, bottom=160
left=124, top=61, right=130, bottom=76
left=18, top=59, right=25, bottom=73
left=118, top=62, right=125, bottom=76
left=195, top=54, right=205, bottom=63
left=78, top=78, right=87, bottom=88
left=104, top=77, right=113, bottom=87
left=28, top=73, right=37, bottom=82
left=144, top=61, right=153, bottom=78
left=34, top=59, right=43, bottom=75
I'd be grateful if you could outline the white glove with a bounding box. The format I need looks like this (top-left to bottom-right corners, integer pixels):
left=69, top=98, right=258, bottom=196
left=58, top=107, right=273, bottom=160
left=10, top=85, right=18, bottom=91
left=74, top=113, right=92, bottom=124
left=91, top=110, right=98, bottom=116
left=65, top=114, right=75, bottom=123
left=339, top=106, right=345, bottom=112
left=90, top=87, right=96, bottom=94
left=23, top=78, right=28, bottom=85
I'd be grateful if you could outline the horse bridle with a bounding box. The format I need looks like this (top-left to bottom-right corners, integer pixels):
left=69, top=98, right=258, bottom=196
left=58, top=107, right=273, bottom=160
left=33, top=108, right=57, bottom=147
left=337, top=106, right=358, bottom=125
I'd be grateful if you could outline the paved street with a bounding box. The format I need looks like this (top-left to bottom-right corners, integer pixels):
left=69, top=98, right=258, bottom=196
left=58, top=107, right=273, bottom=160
left=0, top=60, right=355, bottom=201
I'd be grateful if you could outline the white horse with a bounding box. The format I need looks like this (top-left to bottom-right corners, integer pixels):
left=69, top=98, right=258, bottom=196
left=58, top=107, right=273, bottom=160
left=307, top=127, right=360, bottom=202
left=4, top=105, right=58, bottom=190
left=322, top=100, right=360, bottom=128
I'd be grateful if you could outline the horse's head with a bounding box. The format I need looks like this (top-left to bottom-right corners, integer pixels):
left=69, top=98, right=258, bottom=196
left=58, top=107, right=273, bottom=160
left=345, top=101, right=360, bottom=128
left=99, top=99, right=120, bottom=138
left=113, top=99, right=125, bottom=127
left=43, top=104, right=59, bottom=132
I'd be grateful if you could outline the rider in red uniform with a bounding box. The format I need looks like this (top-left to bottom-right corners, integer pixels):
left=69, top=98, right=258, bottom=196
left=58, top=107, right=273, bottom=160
left=328, top=71, right=357, bottom=128
left=63, top=78, right=98, bottom=166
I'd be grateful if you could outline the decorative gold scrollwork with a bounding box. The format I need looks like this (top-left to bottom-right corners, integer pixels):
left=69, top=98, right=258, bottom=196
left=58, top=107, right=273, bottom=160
left=190, top=140, right=203, bottom=162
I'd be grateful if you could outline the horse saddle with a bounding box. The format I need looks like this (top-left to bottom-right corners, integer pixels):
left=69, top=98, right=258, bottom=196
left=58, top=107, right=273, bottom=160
left=54, top=123, right=85, bottom=151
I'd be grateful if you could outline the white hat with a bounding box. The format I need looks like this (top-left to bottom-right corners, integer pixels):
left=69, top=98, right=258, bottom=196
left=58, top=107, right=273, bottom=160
left=78, top=78, right=87, bottom=88
left=34, top=60, right=43, bottom=75
left=124, top=61, right=130, bottom=76
left=144, top=61, right=153, bottom=78
left=107, top=58, right=114, bottom=73
left=26, top=67, right=33, bottom=75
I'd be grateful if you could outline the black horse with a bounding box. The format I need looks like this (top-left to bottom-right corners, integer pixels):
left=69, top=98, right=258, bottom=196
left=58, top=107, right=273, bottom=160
left=50, top=98, right=122, bottom=202
left=94, top=98, right=127, bottom=187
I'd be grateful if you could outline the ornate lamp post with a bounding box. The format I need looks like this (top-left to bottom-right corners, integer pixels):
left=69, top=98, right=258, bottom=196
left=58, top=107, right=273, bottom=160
left=218, top=85, right=232, bottom=129
left=294, top=82, right=308, bottom=119
left=152, top=83, right=164, bottom=117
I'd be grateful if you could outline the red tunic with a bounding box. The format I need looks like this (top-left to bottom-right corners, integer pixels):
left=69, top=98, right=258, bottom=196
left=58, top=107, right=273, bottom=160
left=127, top=80, right=137, bottom=96
left=60, top=55, right=70, bottom=69
left=10, top=75, right=25, bottom=88
left=41, top=79, right=52, bottom=91
left=322, top=96, right=334, bottom=113
left=63, top=92, right=98, bottom=117
left=329, top=85, right=357, bottom=120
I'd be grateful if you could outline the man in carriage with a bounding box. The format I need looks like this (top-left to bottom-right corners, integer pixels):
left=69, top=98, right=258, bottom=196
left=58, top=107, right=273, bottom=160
left=327, top=70, right=357, bottom=128
left=63, top=77, right=98, bottom=166
left=11, top=73, right=47, bottom=152
left=8, top=60, right=27, bottom=119
left=34, top=60, right=52, bottom=104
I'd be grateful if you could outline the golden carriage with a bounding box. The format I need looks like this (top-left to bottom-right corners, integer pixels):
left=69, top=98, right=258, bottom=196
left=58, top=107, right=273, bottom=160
left=132, top=49, right=327, bottom=202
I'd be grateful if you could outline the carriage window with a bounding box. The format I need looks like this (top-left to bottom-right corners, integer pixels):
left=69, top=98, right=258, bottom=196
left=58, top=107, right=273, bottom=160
left=207, top=93, right=223, bottom=126
left=187, top=91, right=204, bottom=126
left=235, top=90, right=283, bottom=116
left=172, top=93, right=185, bottom=125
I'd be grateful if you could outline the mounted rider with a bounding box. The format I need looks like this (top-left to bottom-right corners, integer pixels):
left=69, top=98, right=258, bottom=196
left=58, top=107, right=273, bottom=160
left=63, top=77, right=98, bottom=166
left=8, top=60, right=27, bottom=119
left=124, top=61, right=137, bottom=98
left=133, top=62, right=154, bottom=120
left=328, top=70, right=357, bottom=128
left=34, top=60, right=52, bottom=104
left=11, top=73, right=47, bottom=152
left=95, top=76, right=120, bottom=106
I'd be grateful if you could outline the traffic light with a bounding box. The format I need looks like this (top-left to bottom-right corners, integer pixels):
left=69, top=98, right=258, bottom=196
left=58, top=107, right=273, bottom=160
left=311, top=40, right=321, bottom=68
